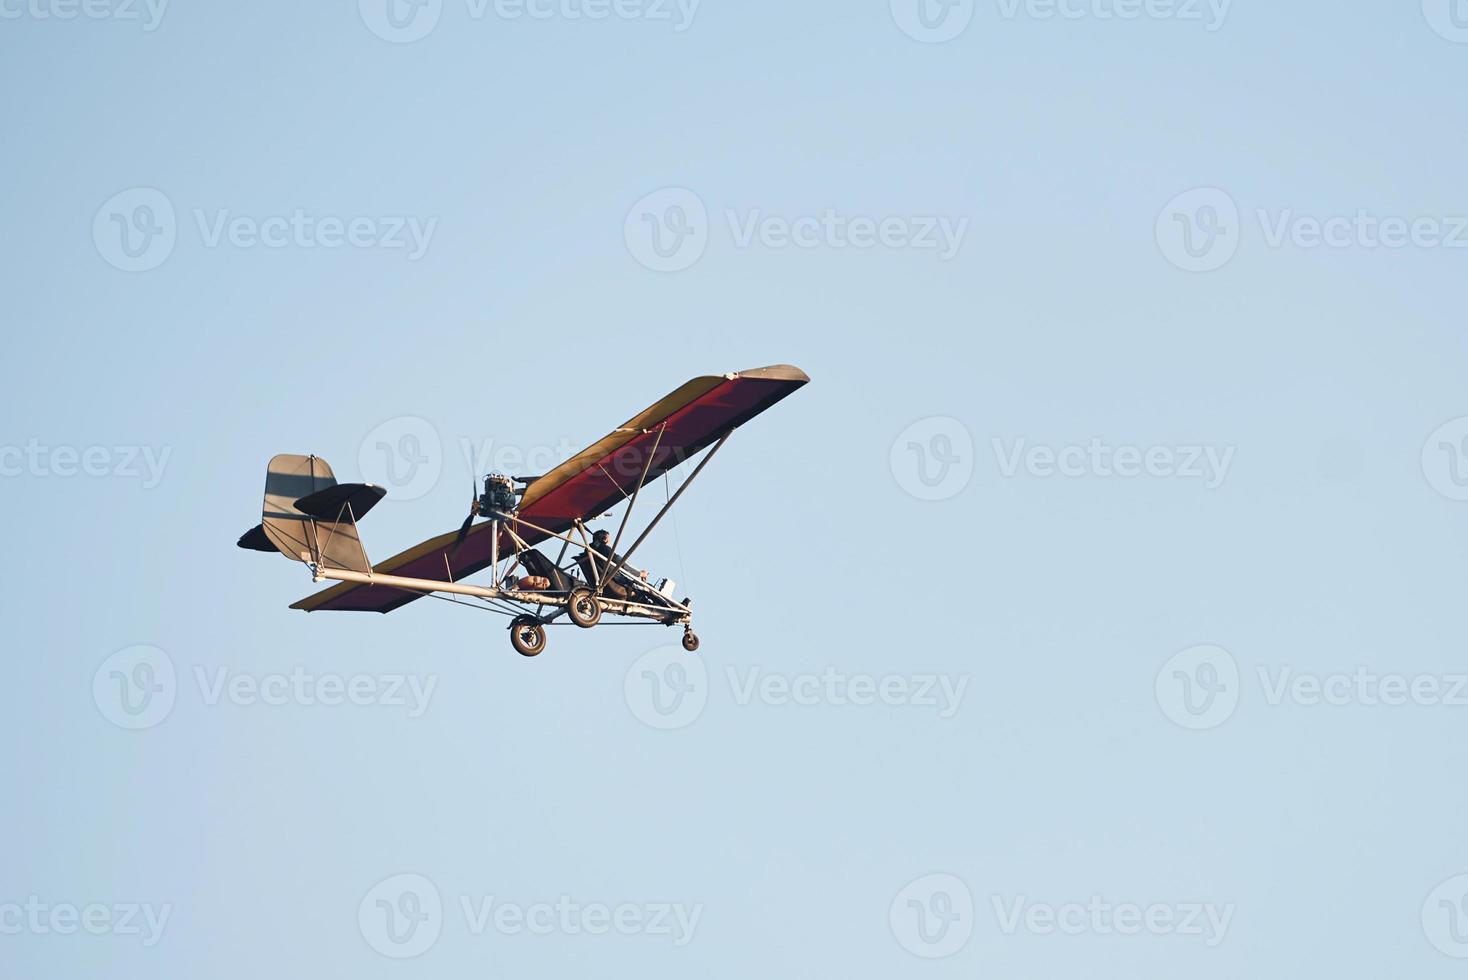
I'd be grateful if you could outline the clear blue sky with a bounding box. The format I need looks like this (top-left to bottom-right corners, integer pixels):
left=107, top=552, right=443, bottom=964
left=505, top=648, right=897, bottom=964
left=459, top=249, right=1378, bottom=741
left=4, top=1, right=1468, bottom=976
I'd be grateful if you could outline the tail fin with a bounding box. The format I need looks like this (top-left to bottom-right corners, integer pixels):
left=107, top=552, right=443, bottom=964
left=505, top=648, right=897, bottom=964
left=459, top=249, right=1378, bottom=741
left=237, top=454, right=383, bottom=572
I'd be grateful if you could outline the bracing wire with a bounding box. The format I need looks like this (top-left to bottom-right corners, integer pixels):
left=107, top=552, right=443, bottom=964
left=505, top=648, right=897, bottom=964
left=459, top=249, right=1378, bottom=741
left=665, top=470, right=688, bottom=593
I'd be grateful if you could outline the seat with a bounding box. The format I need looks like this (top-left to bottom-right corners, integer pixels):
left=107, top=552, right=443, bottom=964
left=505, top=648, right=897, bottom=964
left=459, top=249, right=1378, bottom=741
left=573, top=550, right=632, bottom=599
left=518, top=548, right=572, bottom=592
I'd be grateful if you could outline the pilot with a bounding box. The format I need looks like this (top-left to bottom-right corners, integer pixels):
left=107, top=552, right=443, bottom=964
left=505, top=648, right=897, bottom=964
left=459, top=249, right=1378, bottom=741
left=589, top=529, right=647, bottom=598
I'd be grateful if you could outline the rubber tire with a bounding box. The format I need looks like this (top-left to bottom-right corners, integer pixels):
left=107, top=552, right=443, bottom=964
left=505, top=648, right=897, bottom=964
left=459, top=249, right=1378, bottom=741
left=510, top=616, right=546, bottom=657
left=567, top=587, right=602, bottom=629
left=682, top=630, right=700, bottom=653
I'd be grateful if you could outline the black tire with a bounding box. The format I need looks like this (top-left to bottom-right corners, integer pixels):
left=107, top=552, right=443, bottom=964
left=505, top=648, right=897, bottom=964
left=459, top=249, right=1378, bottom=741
left=567, top=587, right=602, bottom=629
left=510, top=616, right=546, bottom=657
left=682, top=630, right=700, bottom=653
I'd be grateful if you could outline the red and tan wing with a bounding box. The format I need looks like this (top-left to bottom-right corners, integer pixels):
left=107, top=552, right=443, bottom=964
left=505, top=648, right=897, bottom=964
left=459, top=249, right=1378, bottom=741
left=291, top=365, right=808, bottom=613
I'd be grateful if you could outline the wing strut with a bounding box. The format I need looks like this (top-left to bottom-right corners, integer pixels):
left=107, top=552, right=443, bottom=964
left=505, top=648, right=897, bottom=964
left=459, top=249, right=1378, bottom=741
left=597, top=423, right=666, bottom=592
left=602, top=431, right=731, bottom=589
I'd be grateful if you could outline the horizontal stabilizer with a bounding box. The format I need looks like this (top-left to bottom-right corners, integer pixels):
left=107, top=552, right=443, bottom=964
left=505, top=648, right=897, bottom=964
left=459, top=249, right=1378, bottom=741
left=294, top=483, right=386, bottom=522
left=237, top=524, right=274, bottom=552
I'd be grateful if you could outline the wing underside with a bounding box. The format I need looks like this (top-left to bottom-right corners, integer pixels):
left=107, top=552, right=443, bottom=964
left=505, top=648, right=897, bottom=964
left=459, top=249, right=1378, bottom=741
left=291, top=364, right=808, bottom=613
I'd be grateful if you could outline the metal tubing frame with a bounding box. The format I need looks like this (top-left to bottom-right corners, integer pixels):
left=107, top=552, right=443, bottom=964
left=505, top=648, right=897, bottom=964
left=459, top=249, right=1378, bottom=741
left=597, top=423, right=664, bottom=592
left=603, top=432, right=729, bottom=586
left=307, top=565, right=687, bottom=625
left=304, top=433, right=729, bottom=628
left=305, top=501, right=373, bottom=575
left=501, top=501, right=695, bottom=613
left=313, top=567, right=502, bottom=602
left=536, top=533, right=573, bottom=619
left=490, top=517, right=499, bottom=582
left=572, top=518, right=601, bottom=585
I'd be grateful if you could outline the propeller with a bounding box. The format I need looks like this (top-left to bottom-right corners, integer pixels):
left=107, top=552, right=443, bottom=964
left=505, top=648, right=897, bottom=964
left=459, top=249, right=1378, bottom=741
left=453, top=499, right=480, bottom=548
left=451, top=475, right=483, bottom=555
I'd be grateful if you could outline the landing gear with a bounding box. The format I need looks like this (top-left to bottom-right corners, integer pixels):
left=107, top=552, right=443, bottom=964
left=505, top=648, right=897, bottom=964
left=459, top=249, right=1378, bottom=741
left=681, top=629, right=700, bottom=653
left=567, top=587, right=602, bottom=629
left=509, top=616, right=546, bottom=657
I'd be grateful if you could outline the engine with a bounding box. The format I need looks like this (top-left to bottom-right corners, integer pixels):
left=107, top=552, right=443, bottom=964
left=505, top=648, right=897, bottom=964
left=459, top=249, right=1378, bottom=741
left=478, top=473, right=518, bottom=516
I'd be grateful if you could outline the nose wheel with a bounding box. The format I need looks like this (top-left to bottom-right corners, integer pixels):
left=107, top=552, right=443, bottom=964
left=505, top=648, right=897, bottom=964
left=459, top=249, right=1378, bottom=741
left=681, top=629, right=700, bottom=653
left=509, top=616, right=546, bottom=657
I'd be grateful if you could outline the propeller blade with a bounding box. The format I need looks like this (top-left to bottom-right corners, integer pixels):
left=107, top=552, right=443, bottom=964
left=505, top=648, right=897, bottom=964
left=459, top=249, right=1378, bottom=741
left=453, top=511, right=475, bottom=547
left=451, top=497, right=480, bottom=554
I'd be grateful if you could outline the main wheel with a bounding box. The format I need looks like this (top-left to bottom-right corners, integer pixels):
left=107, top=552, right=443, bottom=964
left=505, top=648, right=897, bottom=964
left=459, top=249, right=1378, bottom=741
left=682, top=630, right=700, bottom=653
left=567, top=587, right=602, bottom=629
left=509, top=616, right=546, bottom=657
